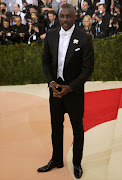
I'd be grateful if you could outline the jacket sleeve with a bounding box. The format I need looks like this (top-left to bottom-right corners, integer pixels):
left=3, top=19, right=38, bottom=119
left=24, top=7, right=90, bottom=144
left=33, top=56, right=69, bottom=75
left=42, top=32, right=54, bottom=84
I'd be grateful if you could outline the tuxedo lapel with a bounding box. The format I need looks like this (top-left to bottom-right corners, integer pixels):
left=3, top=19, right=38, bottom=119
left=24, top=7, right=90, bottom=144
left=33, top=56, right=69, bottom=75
left=53, top=28, right=60, bottom=68
left=64, top=27, right=80, bottom=68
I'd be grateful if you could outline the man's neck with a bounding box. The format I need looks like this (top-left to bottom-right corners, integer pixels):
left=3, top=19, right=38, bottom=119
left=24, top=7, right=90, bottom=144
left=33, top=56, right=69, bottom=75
left=61, top=24, right=75, bottom=32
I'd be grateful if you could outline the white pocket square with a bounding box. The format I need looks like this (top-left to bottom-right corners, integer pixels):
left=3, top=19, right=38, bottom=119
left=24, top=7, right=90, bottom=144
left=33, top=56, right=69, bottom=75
left=75, top=48, right=80, bottom=52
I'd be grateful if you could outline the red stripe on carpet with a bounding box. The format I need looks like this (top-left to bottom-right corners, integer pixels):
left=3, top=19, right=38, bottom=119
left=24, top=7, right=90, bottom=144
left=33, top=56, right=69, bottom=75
left=119, top=89, right=122, bottom=108
left=83, top=88, right=122, bottom=132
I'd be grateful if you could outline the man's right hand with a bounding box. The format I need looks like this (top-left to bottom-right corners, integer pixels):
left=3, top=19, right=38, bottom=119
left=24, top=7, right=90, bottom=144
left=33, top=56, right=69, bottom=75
left=49, top=81, right=62, bottom=98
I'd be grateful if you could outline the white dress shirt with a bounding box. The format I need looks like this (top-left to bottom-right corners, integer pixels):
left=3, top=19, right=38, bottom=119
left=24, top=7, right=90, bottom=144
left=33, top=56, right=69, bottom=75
left=96, top=21, right=102, bottom=36
left=49, top=20, right=55, bottom=28
left=57, top=24, right=75, bottom=80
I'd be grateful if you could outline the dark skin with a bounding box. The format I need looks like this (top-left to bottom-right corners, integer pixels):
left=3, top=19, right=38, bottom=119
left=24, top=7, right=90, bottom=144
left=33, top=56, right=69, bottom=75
left=49, top=7, right=76, bottom=98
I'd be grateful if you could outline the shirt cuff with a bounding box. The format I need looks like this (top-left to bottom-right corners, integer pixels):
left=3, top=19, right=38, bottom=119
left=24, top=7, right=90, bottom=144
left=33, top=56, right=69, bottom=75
left=49, top=81, right=55, bottom=87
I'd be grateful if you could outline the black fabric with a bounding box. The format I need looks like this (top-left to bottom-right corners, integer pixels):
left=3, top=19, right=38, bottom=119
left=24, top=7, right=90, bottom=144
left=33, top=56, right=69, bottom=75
left=42, top=26, right=94, bottom=165
left=49, top=87, right=84, bottom=165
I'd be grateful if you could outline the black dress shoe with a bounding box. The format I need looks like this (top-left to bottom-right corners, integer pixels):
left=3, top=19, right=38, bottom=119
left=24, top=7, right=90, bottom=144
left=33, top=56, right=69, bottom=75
left=37, top=159, right=64, bottom=172
left=74, top=165, right=83, bottom=179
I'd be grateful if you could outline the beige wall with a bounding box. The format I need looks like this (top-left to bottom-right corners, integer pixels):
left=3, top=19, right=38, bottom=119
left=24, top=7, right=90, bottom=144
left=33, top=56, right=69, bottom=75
left=71, top=0, right=78, bottom=6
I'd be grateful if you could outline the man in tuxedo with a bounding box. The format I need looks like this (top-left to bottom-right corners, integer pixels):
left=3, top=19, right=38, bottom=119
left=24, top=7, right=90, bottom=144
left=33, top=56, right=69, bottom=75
left=37, top=3, right=94, bottom=179
left=91, top=10, right=109, bottom=37
left=81, top=0, right=94, bottom=17
left=12, top=3, right=27, bottom=25
left=78, top=0, right=92, bottom=9
left=11, top=15, right=29, bottom=44
left=98, top=3, right=112, bottom=26
left=45, top=10, right=60, bottom=31
left=0, top=2, right=12, bottom=25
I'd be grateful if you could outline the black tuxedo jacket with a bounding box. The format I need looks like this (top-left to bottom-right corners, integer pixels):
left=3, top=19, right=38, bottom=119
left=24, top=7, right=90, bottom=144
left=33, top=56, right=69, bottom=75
left=91, top=21, right=109, bottom=37
left=42, top=26, right=94, bottom=92
left=102, top=12, right=112, bottom=26
left=45, top=18, right=60, bottom=31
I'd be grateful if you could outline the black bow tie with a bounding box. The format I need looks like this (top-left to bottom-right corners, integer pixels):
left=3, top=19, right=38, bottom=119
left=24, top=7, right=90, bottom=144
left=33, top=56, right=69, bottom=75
left=82, top=11, right=86, bottom=13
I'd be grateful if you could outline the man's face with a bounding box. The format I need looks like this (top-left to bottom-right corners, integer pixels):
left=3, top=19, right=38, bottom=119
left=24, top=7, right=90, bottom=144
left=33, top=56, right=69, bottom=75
left=82, top=1, right=89, bottom=11
left=48, top=14, right=56, bottom=22
left=61, top=0, right=67, bottom=5
left=15, top=17, right=22, bottom=26
left=14, top=4, right=20, bottom=13
left=30, top=8, right=37, bottom=14
left=98, top=5, right=106, bottom=14
left=0, top=4, right=6, bottom=12
left=3, top=21, right=9, bottom=28
left=59, top=8, right=76, bottom=31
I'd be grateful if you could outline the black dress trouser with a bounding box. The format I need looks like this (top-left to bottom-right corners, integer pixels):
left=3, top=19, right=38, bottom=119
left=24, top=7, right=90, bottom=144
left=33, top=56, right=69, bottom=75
left=49, top=78, right=84, bottom=166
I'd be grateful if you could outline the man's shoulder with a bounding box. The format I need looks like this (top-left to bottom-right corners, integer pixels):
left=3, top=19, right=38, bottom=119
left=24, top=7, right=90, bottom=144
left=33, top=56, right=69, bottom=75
left=104, top=12, right=112, bottom=20
left=46, top=26, right=92, bottom=41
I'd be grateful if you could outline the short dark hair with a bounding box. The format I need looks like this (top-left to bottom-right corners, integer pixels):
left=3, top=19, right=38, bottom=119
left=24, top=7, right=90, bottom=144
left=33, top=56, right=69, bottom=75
left=98, top=3, right=107, bottom=9
left=59, top=3, right=76, bottom=14
left=30, top=5, right=41, bottom=13
left=84, top=0, right=90, bottom=6
left=0, top=2, right=7, bottom=7
left=30, top=5, right=38, bottom=11
left=14, top=15, right=21, bottom=20
left=48, top=10, right=56, bottom=16
left=3, top=18, right=10, bottom=24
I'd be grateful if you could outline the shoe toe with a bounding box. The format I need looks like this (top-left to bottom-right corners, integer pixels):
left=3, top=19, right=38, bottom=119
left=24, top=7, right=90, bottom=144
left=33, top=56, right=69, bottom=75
left=74, top=165, right=83, bottom=179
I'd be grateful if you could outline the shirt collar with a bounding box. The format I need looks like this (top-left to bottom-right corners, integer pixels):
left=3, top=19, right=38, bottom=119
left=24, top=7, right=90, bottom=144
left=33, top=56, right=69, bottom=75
left=16, top=11, right=20, bottom=15
left=98, top=21, right=102, bottom=25
left=60, top=24, right=75, bottom=36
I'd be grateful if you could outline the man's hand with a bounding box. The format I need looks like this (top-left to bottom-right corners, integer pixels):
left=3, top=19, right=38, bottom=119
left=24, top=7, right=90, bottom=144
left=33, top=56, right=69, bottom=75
left=49, top=81, right=62, bottom=98
left=33, top=26, right=39, bottom=32
left=96, top=2, right=100, bottom=7
left=109, top=18, right=113, bottom=25
left=53, top=84, right=72, bottom=98
left=0, top=31, right=3, bottom=36
left=80, top=13, right=84, bottom=17
left=113, top=22, right=119, bottom=29
left=0, top=14, right=7, bottom=19
left=92, top=13, right=96, bottom=20
left=50, top=82, right=72, bottom=98
left=19, top=33, right=24, bottom=37
left=40, top=33, right=46, bottom=40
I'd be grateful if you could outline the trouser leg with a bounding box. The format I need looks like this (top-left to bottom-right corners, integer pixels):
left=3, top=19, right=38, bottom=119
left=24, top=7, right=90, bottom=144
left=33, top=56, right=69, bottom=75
left=63, top=92, right=84, bottom=166
left=49, top=89, right=65, bottom=162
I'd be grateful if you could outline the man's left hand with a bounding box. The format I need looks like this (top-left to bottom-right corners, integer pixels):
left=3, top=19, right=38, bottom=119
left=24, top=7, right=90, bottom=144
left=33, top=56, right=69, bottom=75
left=19, top=33, right=24, bottom=37
left=53, top=84, right=72, bottom=98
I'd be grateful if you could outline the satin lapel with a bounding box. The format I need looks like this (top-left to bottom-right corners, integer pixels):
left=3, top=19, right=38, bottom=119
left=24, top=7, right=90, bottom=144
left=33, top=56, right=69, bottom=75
left=64, top=27, right=79, bottom=68
left=53, top=28, right=60, bottom=68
